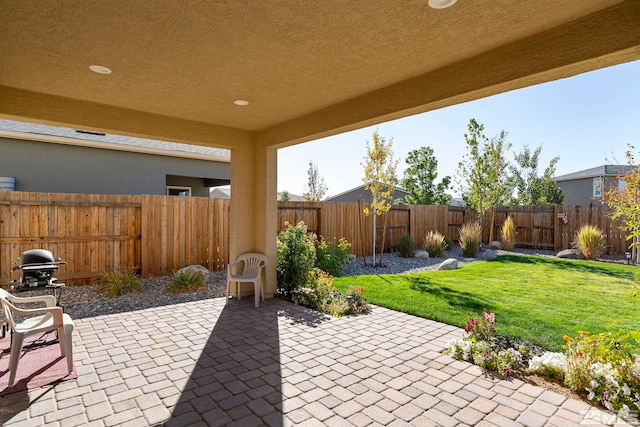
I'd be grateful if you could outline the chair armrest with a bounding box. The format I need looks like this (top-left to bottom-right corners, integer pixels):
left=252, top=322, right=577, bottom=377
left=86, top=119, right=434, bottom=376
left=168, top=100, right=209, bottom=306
left=228, top=260, right=241, bottom=274
left=8, top=305, right=64, bottom=324
left=6, top=293, right=56, bottom=307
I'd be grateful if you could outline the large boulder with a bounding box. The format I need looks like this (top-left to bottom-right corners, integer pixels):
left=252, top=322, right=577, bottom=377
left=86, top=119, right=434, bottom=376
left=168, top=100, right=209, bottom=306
left=415, top=250, right=430, bottom=259
left=556, top=249, right=585, bottom=260
left=481, top=249, right=498, bottom=260
left=177, top=265, right=210, bottom=282
left=487, top=241, right=505, bottom=250
left=437, top=258, right=458, bottom=271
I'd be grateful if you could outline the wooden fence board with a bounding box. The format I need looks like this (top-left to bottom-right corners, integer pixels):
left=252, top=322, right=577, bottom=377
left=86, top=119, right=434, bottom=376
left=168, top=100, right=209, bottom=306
left=0, top=191, right=632, bottom=288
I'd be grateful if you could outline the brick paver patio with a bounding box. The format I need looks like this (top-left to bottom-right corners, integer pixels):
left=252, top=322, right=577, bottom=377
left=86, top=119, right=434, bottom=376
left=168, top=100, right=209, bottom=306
left=0, top=297, right=627, bottom=426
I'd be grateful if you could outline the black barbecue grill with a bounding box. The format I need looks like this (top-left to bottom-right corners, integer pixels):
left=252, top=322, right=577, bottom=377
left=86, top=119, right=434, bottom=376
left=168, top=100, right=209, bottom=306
left=10, top=249, right=66, bottom=304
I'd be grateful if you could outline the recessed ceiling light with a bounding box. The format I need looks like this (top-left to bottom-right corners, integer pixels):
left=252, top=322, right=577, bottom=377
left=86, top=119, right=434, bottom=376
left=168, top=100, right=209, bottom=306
left=89, top=65, right=112, bottom=74
left=233, top=100, right=249, bottom=106
left=428, top=0, right=457, bottom=9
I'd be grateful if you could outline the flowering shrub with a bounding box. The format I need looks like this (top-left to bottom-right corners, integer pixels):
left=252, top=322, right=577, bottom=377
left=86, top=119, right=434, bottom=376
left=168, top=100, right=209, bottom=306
left=527, top=352, right=567, bottom=380
left=291, top=268, right=371, bottom=317
left=465, top=311, right=497, bottom=342
left=446, top=312, right=523, bottom=376
left=277, top=222, right=316, bottom=296
left=563, top=331, right=640, bottom=414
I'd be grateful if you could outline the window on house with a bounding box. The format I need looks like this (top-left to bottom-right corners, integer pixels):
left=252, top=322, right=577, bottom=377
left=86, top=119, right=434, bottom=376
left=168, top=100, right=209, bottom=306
left=592, top=177, right=604, bottom=198
left=166, top=186, right=191, bottom=196
left=619, top=179, right=627, bottom=192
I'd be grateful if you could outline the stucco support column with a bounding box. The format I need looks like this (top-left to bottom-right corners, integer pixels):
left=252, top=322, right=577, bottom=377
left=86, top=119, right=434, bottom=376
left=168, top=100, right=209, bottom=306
left=229, top=138, right=278, bottom=298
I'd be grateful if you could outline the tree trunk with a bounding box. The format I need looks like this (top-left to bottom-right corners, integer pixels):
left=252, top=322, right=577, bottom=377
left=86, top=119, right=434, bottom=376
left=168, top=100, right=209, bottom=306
left=358, top=199, right=367, bottom=266
left=378, top=211, right=389, bottom=266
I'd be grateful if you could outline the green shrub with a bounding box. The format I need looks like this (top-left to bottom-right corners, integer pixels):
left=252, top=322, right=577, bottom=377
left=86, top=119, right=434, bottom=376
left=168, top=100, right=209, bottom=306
left=315, top=236, right=353, bottom=276
left=424, top=231, right=447, bottom=258
left=398, top=235, right=415, bottom=258
left=292, top=268, right=371, bottom=317
left=98, top=270, right=142, bottom=297
left=500, top=216, right=516, bottom=250
left=443, top=236, right=453, bottom=252
left=573, top=224, right=604, bottom=260
left=459, top=222, right=481, bottom=257
left=277, top=221, right=316, bottom=296
left=166, top=269, right=206, bottom=294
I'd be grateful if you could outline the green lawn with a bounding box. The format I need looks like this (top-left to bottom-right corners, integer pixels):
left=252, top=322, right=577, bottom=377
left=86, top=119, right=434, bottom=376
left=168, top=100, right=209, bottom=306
left=333, top=255, right=640, bottom=351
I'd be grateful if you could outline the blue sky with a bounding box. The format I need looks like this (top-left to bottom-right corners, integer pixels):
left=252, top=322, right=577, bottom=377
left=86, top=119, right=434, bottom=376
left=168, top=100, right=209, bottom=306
left=277, top=59, right=640, bottom=198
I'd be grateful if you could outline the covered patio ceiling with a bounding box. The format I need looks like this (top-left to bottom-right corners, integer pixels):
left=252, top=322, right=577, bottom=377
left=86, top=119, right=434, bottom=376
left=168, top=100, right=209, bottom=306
left=2, top=1, right=640, bottom=293
left=1, top=1, right=639, bottom=149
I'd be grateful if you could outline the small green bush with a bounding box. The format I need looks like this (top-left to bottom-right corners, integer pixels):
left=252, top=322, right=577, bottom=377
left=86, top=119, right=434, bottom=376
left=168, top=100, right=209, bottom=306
left=443, top=236, right=453, bottom=252
left=292, top=268, right=371, bottom=317
left=573, top=224, right=604, bottom=260
left=459, top=222, right=481, bottom=257
left=98, top=270, right=142, bottom=297
left=424, top=231, right=446, bottom=258
left=166, top=270, right=206, bottom=294
left=315, top=236, right=353, bottom=276
left=398, top=235, right=415, bottom=258
left=277, top=221, right=316, bottom=296
left=500, top=216, right=516, bottom=250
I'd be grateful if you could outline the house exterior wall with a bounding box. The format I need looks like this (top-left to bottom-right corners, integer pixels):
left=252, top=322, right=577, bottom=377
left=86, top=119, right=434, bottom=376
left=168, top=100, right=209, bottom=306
left=557, top=176, right=619, bottom=205
left=0, top=136, right=229, bottom=197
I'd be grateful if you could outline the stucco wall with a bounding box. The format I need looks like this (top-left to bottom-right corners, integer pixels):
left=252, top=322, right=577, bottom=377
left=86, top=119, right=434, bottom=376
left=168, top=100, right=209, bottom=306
left=0, top=136, right=229, bottom=196
left=557, top=176, right=618, bottom=205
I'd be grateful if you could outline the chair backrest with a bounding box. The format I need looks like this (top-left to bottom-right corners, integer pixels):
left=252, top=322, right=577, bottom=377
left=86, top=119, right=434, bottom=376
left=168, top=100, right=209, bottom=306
left=0, top=288, right=16, bottom=331
left=237, top=253, right=267, bottom=276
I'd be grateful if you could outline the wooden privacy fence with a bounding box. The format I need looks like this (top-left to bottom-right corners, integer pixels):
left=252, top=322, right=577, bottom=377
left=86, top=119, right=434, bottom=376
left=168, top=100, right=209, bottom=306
left=1, top=192, right=631, bottom=287
left=277, top=202, right=629, bottom=257
left=0, top=192, right=229, bottom=286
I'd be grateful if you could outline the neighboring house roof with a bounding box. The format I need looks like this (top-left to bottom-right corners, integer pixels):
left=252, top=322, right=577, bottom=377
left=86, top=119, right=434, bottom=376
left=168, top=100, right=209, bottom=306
left=210, top=186, right=231, bottom=199
left=0, top=119, right=230, bottom=161
left=554, top=164, right=634, bottom=182
left=279, top=192, right=306, bottom=201
left=210, top=186, right=305, bottom=201
left=325, top=184, right=410, bottom=202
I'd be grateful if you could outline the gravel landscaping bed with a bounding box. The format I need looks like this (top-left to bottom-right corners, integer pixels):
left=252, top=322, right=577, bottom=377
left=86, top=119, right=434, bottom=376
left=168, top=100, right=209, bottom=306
left=6, top=247, right=624, bottom=320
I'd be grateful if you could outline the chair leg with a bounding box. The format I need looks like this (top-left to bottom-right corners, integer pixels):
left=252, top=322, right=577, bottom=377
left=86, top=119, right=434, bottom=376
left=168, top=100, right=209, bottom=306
left=225, top=279, right=230, bottom=305
left=64, top=324, right=74, bottom=374
left=260, top=278, right=266, bottom=302
left=58, top=326, right=67, bottom=357
left=237, top=282, right=241, bottom=300
left=254, top=281, right=259, bottom=307
left=8, top=332, right=25, bottom=387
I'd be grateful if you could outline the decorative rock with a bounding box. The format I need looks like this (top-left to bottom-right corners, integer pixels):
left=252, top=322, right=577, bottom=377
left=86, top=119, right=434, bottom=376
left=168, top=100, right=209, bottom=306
left=556, top=249, right=585, bottom=259
left=415, top=250, right=430, bottom=259
left=177, top=265, right=210, bottom=282
left=481, top=249, right=498, bottom=260
left=487, top=241, right=505, bottom=250
left=437, top=258, right=458, bottom=271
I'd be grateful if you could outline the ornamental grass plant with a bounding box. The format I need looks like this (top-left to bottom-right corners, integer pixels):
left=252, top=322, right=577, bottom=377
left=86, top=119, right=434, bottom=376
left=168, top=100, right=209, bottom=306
left=573, top=224, right=605, bottom=260
left=459, top=222, right=481, bottom=257
left=98, top=270, right=142, bottom=297
left=500, top=216, right=516, bottom=250
left=166, top=269, right=206, bottom=294
left=424, top=231, right=447, bottom=258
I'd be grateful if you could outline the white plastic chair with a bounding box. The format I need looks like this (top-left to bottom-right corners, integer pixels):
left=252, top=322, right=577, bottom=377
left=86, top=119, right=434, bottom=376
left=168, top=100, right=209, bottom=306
left=0, top=288, right=74, bottom=387
left=226, top=253, right=268, bottom=307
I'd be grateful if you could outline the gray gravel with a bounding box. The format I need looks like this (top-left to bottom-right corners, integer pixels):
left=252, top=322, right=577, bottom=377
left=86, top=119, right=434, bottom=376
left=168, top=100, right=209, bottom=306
left=9, top=246, right=620, bottom=321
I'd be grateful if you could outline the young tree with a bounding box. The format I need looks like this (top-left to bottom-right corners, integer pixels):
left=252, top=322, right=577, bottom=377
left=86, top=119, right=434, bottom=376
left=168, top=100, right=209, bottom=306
left=511, top=144, right=564, bottom=205
left=603, top=145, right=640, bottom=263
left=279, top=191, right=291, bottom=201
left=456, top=118, right=514, bottom=213
left=401, top=146, right=452, bottom=205
left=362, top=130, right=399, bottom=266
left=302, top=160, right=328, bottom=201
